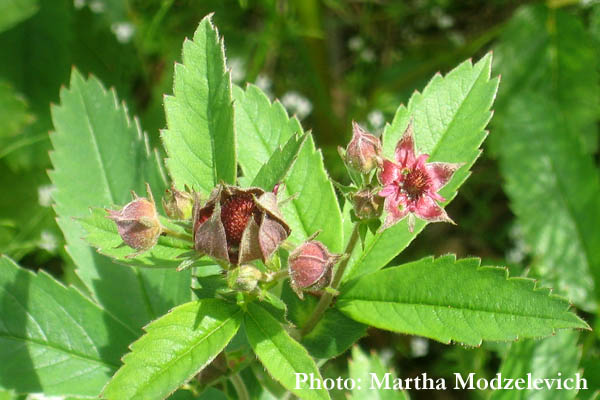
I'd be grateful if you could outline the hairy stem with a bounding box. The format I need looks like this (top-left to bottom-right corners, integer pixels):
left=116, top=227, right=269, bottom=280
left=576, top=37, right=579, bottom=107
left=300, top=223, right=361, bottom=337
left=161, top=227, right=193, bottom=243
left=230, top=373, right=250, bottom=400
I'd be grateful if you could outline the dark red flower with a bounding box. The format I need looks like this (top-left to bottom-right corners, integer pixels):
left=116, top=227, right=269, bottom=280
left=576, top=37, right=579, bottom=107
left=378, top=121, right=463, bottom=232
left=193, top=184, right=290, bottom=265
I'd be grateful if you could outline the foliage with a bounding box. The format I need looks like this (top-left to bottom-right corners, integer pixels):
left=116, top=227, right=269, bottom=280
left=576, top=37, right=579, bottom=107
left=0, top=2, right=598, bottom=400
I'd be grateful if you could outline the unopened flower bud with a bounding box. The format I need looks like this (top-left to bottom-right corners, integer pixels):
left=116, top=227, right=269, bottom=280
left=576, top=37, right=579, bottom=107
left=353, top=188, right=384, bottom=220
left=231, top=265, right=264, bottom=292
left=162, top=186, right=194, bottom=220
left=344, top=121, right=382, bottom=173
left=107, top=184, right=161, bottom=252
left=289, top=240, right=341, bottom=299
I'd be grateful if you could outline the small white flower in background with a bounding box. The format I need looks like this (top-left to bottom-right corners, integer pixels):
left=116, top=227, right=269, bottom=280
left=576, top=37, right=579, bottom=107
left=379, top=348, right=394, bottom=365
left=73, top=0, right=86, bottom=9
left=111, top=22, right=135, bottom=44
left=367, top=110, right=385, bottom=131
left=89, top=0, right=105, bottom=13
left=38, top=185, right=55, bottom=207
left=432, top=7, right=454, bottom=29
left=448, top=31, right=465, bottom=46
left=229, top=57, right=245, bottom=84
left=410, top=337, right=429, bottom=357
left=360, top=48, right=376, bottom=63
left=255, top=74, right=273, bottom=98
left=39, top=231, right=58, bottom=252
left=281, top=91, right=312, bottom=120
left=506, top=224, right=529, bottom=264
left=348, top=36, right=364, bottom=52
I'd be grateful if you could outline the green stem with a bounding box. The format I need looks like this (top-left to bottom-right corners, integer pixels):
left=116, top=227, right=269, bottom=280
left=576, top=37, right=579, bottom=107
left=161, top=227, right=193, bottom=242
left=230, top=372, right=250, bottom=400
left=300, top=223, right=361, bottom=337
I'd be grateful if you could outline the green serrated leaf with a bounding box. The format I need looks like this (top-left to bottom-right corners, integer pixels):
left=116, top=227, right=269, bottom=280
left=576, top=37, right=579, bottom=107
left=490, top=331, right=580, bottom=400
left=234, top=84, right=343, bottom=252
left=493, top=5, right=598, bottom=153
left=0, top=0, right=38, bottom=33
left=162, top=15, right=236, bottom=193
left=103, top=299, right=242, bottom=400
left=0, top=256, right=136, bottom=396
left=343, top=53, right=499, bottom=282
left=350, top=346, right=410, bottom=400
left=495, top=93, right=600, bottom=312
left=493, top=5, right=600, bottom=312
left=50, top=70, right=190, bottom=332
left=251, top=132, right=308, bottom=191
left=338, top=255, right=589, bottom=346
left=281, top=284, right=366, bottom=359
left=244, top=302, right=331, bottom=400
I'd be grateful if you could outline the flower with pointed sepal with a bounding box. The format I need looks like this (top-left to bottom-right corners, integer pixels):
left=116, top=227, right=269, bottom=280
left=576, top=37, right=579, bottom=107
left=193, top=184, right=291, bottom=265
left=378, top=121, right=463, bottom=232
left=106, top=183, right=162, bottom=254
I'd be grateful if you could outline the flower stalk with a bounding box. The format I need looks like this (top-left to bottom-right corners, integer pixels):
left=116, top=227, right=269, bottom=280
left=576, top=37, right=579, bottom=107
left=300, top=222, right=361, bottom=337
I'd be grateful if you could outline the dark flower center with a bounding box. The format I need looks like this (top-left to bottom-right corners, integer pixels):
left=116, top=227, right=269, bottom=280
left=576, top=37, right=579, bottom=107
left=403, top=168, right=430, bottom=199
left=220, top=194, right=257, bottom=245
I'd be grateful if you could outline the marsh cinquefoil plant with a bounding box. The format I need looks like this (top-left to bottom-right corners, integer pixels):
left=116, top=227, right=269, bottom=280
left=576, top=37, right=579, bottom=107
left=0, top=14, right=590, bottom=400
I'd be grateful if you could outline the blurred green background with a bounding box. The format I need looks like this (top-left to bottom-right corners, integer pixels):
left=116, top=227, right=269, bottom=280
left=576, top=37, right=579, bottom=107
left=1, top=0, right=599, bottom=398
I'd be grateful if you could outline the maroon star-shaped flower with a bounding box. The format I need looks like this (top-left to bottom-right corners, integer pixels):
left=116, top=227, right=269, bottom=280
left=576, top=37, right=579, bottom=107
left=378, top=121, right=463, bottom=232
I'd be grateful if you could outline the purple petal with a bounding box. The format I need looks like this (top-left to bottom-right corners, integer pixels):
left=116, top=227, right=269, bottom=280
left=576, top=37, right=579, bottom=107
left=194, top=201, right=229, bottom=262
left=394, top=121, right=416, bottom=167
left=238, top=217, right=263, bottom=264
left=379, top=159, right=401, bottom=186
left=425, top=162, right=463, bottom=191
left=258, top=216, right=289, bottom=261
left=414, top=195, right=454, bottom=224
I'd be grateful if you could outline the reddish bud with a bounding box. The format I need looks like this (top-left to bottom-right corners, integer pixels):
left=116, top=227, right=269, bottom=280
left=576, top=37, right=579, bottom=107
left=193, top=184, right=291, bottom=265
left=344, top=121, right=382, bottom=173
left=162, top=186, right=194, bottom=220
left=352, top=188, right=384, bottom=220
left=107, top=184, right=161, bottom=252
left=288, top=240, right=341, bottom=299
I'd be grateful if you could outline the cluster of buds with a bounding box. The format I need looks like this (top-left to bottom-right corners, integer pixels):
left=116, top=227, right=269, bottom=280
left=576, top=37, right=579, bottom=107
left=105, top=117, right=461, bottom=302
left=339, top=120, right=461, bottom=232
left=288, top=237, right=341, bottom=299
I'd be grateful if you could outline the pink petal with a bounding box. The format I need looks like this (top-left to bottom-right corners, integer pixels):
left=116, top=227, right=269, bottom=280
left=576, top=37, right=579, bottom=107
left=378, top=185, right=397, bottom=198
left=425, top=162, right=463, bottom=191
left=394, top=121, right=416, bottom=167
left=414, top=195, right=454, bottom=224
left=415, top=153, right=430, bottom=169
left=428, top=191, right=446, bottom=203
left=381, top=197, right=410, bottom=230
left=379, top=159, right=401, bottom=185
